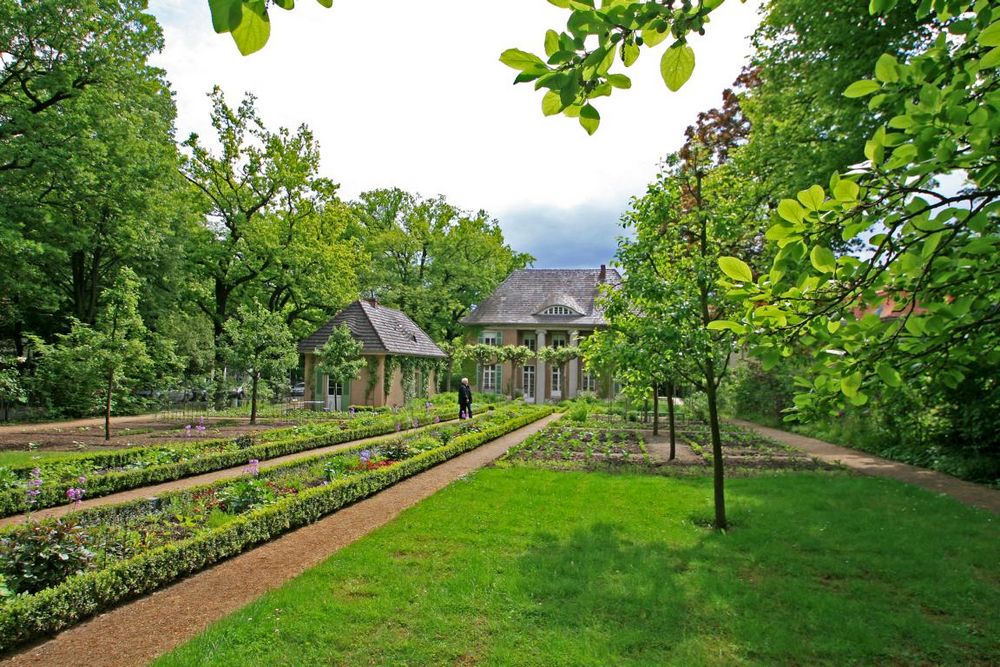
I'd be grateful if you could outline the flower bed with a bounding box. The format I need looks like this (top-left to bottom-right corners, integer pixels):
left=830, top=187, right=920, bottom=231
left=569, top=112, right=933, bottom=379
left=0, top=405, right=463, bottom=517
left=502, top=421, right=650, bottom=468
left=0, top=403, right=552, bottom=652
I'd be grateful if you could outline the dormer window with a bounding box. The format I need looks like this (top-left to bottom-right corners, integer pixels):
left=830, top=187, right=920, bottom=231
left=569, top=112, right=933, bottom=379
left=540, top=305, right=577, bottom=316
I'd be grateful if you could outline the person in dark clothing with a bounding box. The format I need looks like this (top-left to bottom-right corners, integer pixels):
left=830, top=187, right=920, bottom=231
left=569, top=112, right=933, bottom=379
left=458, top=377, right=473, bottom=419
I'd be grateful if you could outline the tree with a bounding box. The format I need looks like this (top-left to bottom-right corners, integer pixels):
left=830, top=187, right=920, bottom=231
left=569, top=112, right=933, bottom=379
left=721, top=0, right=1000, bottom=419
left=29, top=268, right=154, bottom=438
left=0, top=360, right=26, bottom=422
left=316, top=324, right=366, bottom=393
left=738, top=0, right=933, bottom=198
left=501, top=345, right=535, bottom=397
left=180, top=88, right=356, bottom=406
left=349, top=188, right=531, bottom=342
left=222, top=303, right=297, bottom=425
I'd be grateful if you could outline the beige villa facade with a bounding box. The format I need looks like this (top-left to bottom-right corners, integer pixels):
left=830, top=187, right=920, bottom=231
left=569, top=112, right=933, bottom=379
left=460, top=266, right=620, bottom=403
left=298, top=300, right=446, bottom=409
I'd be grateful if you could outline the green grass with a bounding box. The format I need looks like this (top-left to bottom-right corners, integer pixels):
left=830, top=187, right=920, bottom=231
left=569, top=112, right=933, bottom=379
left=0, top=450, right=93, bottom=468
left=156, top=469, right=998, bottom=666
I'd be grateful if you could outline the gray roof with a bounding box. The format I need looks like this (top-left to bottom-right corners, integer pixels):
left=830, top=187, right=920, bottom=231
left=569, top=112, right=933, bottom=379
left=299, top=300, right=447, bottom=358
left=460, top=268, right=621, bottom=327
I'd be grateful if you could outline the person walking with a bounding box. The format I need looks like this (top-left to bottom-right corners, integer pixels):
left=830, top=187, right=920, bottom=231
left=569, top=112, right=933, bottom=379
left=458, top=377, right=473, bottom=419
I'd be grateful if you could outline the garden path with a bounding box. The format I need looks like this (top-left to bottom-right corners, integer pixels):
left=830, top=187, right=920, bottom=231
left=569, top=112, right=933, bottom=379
left=0, top=412, right=166, bottom=435
left=0, top=413, right=562, bottom=667
left=0, top=419, right=458, bottom=528
left=731, top=419, right=999, bottom=514
left=642, top=431, right=702, bottom=465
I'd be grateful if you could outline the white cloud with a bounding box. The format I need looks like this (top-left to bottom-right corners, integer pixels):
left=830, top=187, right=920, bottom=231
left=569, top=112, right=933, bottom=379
left=148, top=0, right=760, bottom=261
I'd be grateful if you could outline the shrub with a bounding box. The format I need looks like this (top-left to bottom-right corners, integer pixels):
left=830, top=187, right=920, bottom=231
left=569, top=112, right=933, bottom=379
left=0, top=518, right=94, bottom=594
left=567, top=403, right=588, bottom=423
left=217, top=478, right=275, bottom=514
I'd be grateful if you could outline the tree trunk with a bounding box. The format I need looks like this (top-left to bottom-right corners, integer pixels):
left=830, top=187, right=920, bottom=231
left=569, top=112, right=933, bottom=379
left=705, top=368, right=727, bottom=529
left=250, top=374, right=259, bottom=425
left=104, top=370, right=114, bottom=441
left=652, top=384, right=659, bottom=436
left=667, top=381, right=676, bottom=461
left=212, top=278, right=229, bottom=409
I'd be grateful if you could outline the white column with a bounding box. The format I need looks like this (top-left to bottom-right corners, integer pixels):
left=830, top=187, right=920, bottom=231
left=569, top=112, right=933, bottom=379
left=568, top=329, right=579, bottom=398
left=535, top=329, right=546, bottom=404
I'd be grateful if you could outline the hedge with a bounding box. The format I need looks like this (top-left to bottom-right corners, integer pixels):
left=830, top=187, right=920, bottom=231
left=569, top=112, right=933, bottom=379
left=0, top=406, right=553, bottom=653
left=0, top=407, right=460, bottom=517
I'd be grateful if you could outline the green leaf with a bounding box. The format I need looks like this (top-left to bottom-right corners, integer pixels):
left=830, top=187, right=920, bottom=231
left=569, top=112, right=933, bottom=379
left=641, top=27, right=669, bottom=48
left=660, top=44, right=695, bottom=92
left=797, top=185, right=825, bottom=211
left=622, top=42, right=639, bottom=67
left=810, top=245, right=837, bottom=273
left=841, top=371, right=862, bottom=398
left=874, top=53, right=898, bottom=82
left=544, top=30, right=560, bottom=57
left=979, top=20, right=1000, bottom=47
left=273, top=0, right=294, bottom=8
left=777, top=198, right=805, bottom=224
left=833, top=179, right=860, bottom=202
left=607, top=74, right=631, bottom=89
left=981, top=46, right=1000, bottom=70
left=542, top=91, right=563, bottom=116
left=718, top=256, right=753, bottom=283
left=316, top=0, right=333, bottom=6
left=876, top=363, right=902, bottom=387
left=706, top=320, right=747, bottom=334
left=499, top=49, right=547, bottom=72
left=579, top=104, right=600, bottom=135
left=231, top=0, right=270, bottom=56
left=868, top=0, right=896, bottom=14
left=843, top=80, right=881, bottom=98
left=209, top=0, right=242, bottom=33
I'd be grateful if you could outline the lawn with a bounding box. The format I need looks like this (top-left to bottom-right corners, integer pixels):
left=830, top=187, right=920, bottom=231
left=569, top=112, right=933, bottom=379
left=156, top=468, right=998, bottom=666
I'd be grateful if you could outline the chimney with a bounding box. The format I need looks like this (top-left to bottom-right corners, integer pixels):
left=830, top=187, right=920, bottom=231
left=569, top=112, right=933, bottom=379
left=598, top=264, right=606, bottom=283
left=366, top=296, right=379, bottom=308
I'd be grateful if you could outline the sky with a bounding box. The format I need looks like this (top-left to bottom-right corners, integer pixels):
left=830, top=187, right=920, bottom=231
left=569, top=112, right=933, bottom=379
left=148, top=0, right=762, bottom=268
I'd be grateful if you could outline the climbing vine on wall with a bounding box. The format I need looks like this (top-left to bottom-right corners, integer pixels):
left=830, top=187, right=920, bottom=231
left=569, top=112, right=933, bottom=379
left=399, top=357, right=418, bottom=403
left=383, top=355, right=399, bottom=402
left=365, top=357, right=379, bottom=403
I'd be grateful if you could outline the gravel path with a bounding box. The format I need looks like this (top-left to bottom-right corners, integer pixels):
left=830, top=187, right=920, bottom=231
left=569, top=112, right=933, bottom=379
left=641, top=430, right=702, bottom=465
left=0, top=413, right=561, bottom=667
left=731, top=419, right=1000, bottom=514
left=0, top=421, right=455, bottom=528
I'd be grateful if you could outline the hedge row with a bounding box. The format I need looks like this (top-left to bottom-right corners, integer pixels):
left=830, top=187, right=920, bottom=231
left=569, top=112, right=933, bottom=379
left=0, top=406, right=554, bottom=653
left=0, top=407, right=461, bottom=517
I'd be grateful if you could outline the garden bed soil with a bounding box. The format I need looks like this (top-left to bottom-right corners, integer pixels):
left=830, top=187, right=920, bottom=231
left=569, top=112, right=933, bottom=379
left=0, top=413, right=561, bottom=667
left=0, top=417, right=298, bottom=452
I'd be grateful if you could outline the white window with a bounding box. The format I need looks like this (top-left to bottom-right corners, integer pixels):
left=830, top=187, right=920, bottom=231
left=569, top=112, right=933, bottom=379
left=522, top=365, right=535, bottom=397
left=541, top=305, right=577, bottom=315
left=479, top=330, right=500, bottom=346
left=582, top=371, right=597, bottom=392
left=523, top=334, right=536, bottom=351
left=482, top=364, right=498, bottom=391
left=551, top=365, right=562, bottom=393
left=551, top=333, right=567, bottom=349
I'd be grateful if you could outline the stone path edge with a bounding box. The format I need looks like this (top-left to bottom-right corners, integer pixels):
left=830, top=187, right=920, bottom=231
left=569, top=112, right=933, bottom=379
left=730, top=419, right=999, bottom=514
left=0, top=412, right=562, bottom=667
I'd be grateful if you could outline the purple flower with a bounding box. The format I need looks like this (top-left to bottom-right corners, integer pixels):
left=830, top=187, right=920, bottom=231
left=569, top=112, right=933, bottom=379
left=66, top=487, right=85, bottom=504
left=395, top=422, right=402, bottom=432
left=244, top=459, right=260, bottom=476
left=77, top=475, right=87, bottom=486
left=412, top=418, right=419, bottom=428
left=349, top=406, right=356, bottom=417
left=196, top=417, right=206, bottom=433
left=25, top=467, right=43, bottom=506
left=184, top=424, right=192, bottom=436
left=359, top=449, right=372, bottom=464
left=434, top=415, right=441, bottom=423
left=425, top=402, right=432, bottom=412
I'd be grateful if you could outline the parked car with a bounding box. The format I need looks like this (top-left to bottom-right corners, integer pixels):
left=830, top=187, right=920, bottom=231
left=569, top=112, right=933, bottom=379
left=291, top=382, right=305, bottom=397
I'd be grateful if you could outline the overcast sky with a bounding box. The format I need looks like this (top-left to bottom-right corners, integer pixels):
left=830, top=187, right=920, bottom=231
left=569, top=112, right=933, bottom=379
left=148, top=0, right=762, bottom=268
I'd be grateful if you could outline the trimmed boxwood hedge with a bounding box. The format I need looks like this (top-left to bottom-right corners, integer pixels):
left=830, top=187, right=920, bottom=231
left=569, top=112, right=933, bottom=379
left=0, top=406, right=554, bottom=654
left=0, top=407, right=459, bottom=517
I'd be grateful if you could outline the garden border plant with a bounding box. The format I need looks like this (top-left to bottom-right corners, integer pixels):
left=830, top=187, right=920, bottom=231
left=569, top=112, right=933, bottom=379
left=0, top=404, right=554, bottom=653
left=0, top=405, right=462, bottom=517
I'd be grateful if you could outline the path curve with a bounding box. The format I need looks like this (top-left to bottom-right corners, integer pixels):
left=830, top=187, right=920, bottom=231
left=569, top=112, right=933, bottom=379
left=731, top=419, right=999, bottom=514
left=0, top=413, right=561, bottom=667
left=0, top=420, right=457, bottom=528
